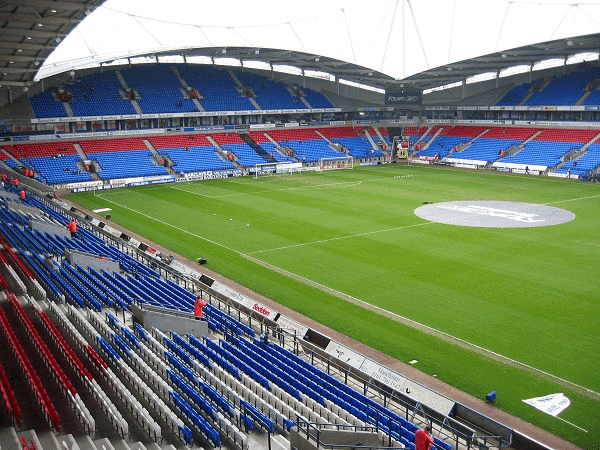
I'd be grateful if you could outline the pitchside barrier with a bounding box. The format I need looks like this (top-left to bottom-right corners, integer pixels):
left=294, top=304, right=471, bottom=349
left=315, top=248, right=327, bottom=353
left=253, top=162, right=302, bottom=178
left=318, top=156, right=354, bottom=171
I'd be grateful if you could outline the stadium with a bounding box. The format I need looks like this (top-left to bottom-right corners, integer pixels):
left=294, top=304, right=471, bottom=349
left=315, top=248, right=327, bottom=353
left=0, top=1, right=599, bottom=450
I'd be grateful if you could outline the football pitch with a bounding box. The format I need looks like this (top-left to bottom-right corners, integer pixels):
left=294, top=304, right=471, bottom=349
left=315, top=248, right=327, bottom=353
left=67, top=164, right=600, bottom=448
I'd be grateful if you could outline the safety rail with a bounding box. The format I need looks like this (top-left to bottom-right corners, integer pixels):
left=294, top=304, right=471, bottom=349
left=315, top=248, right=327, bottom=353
left=295, top=417, right=400, bottom=450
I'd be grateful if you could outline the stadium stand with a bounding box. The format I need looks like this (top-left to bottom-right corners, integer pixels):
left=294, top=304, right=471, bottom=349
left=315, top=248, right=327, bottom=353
left=178, top=65, right=256, bottom=112
left=235, top=72, right=306, bottom=110
left=496, top=67, right=600, bottom=106
left=0, top=184, right=468, bottom=450
left=28, top=64, right=333, bottom=118
left=120, top=65, right=198, bottom=114
left=526, top=68, right=600, bottom=106
left=29, top=91, right=68, bottom=119
left=68, top=71, right=137, bottom=117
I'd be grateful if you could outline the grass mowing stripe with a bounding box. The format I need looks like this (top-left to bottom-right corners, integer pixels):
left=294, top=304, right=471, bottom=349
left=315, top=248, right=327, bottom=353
left=241, top=250, right=600, bottom=400
left=92, top=192, right=241, bottom=254
left=67, top=164, right=600, bottom=448
left=246, top=221, right=434, bottom=255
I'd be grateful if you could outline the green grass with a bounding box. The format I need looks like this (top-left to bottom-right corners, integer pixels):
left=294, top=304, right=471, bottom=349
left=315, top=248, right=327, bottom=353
left=67, top=164, right=600, bottom=448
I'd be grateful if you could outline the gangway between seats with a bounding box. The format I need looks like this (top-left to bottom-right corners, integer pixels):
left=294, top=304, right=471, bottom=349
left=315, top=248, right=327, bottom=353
left=418, top=127, right=444, bottom=152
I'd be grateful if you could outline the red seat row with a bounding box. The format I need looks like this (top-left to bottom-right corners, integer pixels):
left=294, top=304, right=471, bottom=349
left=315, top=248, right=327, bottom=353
left=0, top=358, right=22, bottom=426
left=36, top=309, right=94, bottom=381
left=0, top=304, right=61, bottom=431
left=147, top=134, right=212, bottom=148
left=8, top=294, right=77, bottom=397
left=1, top=237, right=35, bottom=279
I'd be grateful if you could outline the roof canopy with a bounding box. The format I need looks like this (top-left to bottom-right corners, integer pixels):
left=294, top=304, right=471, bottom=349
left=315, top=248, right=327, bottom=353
left=3, top=0, right=600, bottom=91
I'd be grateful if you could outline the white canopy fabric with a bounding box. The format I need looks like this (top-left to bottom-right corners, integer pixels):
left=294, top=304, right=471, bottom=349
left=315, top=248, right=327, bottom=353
left=37, top=0, right=600, bottom=85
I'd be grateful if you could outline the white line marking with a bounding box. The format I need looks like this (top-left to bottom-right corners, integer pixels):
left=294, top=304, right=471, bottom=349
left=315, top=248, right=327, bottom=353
left=247, top=222, right=434, bottom=255
left=545, top=193, right=600, bottom=205
left=91, top=195, right=240, bottom=254
left=241, top=253, right=600, bottom=399
left=92, top=183, right=600, bottom=400
left=169, top=179, right=364, bottom=199
left=556, top=416, right=588, bottom=433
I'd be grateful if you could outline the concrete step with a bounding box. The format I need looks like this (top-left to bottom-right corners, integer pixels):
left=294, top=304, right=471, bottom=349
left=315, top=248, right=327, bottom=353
left=111, top=438, right=132, bottom=450
left=77, top=434, right=99, bottom=450
left=58, top=434, right=81, bottom=450
left=93, top=437, right=115, bottom=450
left=0, top=427, right=20, bottom=450
left=18, top=429, right=42, bottom=450
left=128, top=441, right=147, bottom=450
left=36, top=430, right=62, bottom=450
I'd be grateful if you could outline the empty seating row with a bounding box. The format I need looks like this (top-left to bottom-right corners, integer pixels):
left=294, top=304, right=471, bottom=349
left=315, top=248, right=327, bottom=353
left=0, top=342, right=22, bottom=426
left=147, top=327, right=296, bottom=434
left=101, top=313, right=232, bottom=447
left=44, top=300, right=129, bottom=438
left=0, top=303, right=61, bottom=431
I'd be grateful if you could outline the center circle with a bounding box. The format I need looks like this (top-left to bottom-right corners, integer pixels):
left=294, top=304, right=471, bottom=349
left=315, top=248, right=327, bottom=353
left=414, top=201, right=575, bottom=228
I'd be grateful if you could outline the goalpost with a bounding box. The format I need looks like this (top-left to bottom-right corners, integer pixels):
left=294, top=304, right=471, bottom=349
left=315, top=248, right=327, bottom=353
left=318, top=156, right=354, bottom=171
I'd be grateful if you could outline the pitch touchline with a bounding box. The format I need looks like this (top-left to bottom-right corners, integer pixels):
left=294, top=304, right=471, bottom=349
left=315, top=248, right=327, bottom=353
left=246, top=222, right=434, bottom=255
left=240, top=252, right=600, bottom=400
left=171, top=179, right=365, bottom=199
left=93, top=191, right=598, bottom=399
left=92, top=195, right=240, bottom=254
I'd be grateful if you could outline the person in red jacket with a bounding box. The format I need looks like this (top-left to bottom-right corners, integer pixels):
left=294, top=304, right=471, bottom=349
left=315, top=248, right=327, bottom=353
left=415, top=425, right=434, bottom=450
left=19, top=189, right=26, bottom=201
left=194, top=296, right=207, bottom=319
left=66, top=219, right=78, bottom=238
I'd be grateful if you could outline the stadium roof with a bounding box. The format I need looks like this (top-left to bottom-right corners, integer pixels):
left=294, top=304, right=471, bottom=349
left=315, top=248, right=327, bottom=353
left=2, top=0, right=600, bottom=92
left=0, top=0, right=105, bottom=88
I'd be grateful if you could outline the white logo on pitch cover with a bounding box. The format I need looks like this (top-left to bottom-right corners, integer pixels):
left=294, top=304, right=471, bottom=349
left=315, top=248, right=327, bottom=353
left=437, top=205, right=545, bottom=223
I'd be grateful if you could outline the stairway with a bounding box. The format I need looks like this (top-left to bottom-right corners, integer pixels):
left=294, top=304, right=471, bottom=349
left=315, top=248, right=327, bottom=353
left=144, top=140, right=174, bottom=174
left=172, top=66, right=205, bottom=112
left=228, top=70, right=260, bottom=110
left=419, top=127, right=444, bottom=151
left=0, top=147, right=22, bottom=166
left=576, top=90, right=592, bottom=106
left=238, top=133, right=275, bottom=163
left=63, top=102, right=75, bottom=117
left=362, top=129, right=380, bottom=152
left=115, top=70, right=142, bottom=113
left=519, top=78, right=551, bottom=106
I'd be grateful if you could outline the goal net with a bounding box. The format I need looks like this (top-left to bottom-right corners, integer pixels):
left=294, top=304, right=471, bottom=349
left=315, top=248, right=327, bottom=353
left=318, top=156, right=354, bottom=171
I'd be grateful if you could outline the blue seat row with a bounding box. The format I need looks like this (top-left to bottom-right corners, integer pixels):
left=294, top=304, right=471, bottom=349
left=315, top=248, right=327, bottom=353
left=204, top=304, right=255, bottom=338
left=187, top=335, right=241, bottom=381
left=224, top=337, right=319, bottom=404
left=63, top=261, right=114, bottom=309
left=167, top=369, right=218, bottom=422
left=169, top=390, right=220, bottom=447
left=250, top=337, right=427, bottom=443
left=215, top=338, right=299, bottom=400
left=171, top=333, right=212, bottom=370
